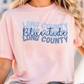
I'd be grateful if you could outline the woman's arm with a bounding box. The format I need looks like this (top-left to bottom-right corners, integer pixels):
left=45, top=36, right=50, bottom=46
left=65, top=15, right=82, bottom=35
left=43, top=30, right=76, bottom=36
left=76, top=46, right=84, bottom=56
left=0, top=58, right=12, bottom=84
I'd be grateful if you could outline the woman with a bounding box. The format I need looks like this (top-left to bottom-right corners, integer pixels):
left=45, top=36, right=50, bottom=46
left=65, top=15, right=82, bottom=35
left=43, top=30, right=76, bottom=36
left=0, top=0, right=84, bottom=84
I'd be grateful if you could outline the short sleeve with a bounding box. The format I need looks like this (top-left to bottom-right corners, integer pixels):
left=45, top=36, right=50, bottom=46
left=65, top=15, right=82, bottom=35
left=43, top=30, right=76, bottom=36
left=0, top=13, right=14, bottom=60
left=73, top=19, right=82, bottom=47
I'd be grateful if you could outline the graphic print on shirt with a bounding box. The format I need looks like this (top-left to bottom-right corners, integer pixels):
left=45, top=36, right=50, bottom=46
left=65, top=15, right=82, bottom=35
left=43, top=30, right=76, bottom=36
left=22, top=21, right=68, bottom=44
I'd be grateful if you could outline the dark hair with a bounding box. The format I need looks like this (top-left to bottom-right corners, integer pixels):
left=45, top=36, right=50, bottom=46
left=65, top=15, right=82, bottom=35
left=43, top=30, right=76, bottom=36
left=25, top=0, right=31, bottom=3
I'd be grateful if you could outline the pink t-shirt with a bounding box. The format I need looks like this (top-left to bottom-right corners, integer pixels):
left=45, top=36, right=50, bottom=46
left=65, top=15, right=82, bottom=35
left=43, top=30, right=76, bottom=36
left=0, top=3, right=82, bottom=84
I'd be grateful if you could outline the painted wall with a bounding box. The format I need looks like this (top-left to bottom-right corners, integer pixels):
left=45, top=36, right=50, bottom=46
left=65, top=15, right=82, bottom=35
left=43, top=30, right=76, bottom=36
left=0, top=0, right=12, bottom=14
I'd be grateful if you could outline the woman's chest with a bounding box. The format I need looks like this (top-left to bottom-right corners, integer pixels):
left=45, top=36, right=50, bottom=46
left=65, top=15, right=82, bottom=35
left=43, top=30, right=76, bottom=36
left=10, top=14, right=74, bottom=50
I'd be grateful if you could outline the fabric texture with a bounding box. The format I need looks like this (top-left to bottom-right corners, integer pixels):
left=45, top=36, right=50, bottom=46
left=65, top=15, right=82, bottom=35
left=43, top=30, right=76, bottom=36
left=0, top=2, right=82, bottom=84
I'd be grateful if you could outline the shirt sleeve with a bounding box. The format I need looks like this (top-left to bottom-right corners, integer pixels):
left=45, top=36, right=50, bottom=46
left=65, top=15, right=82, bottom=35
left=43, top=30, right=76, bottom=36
left=0, top=13, right=14, bottom=60
left=73, top=18, right=82, bottom=47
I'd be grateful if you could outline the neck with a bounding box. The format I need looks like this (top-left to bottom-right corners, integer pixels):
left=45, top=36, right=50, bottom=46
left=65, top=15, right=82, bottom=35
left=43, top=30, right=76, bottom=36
left=28, top=0, right=52, bottom=7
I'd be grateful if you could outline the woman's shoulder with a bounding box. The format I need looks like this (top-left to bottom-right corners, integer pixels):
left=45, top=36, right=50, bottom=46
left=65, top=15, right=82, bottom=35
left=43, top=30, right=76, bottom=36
left=2, top=9, right=16, bottom=17
left=2, top=4, right=25, bottom=18
left=55, top=4, right=74, bottom=18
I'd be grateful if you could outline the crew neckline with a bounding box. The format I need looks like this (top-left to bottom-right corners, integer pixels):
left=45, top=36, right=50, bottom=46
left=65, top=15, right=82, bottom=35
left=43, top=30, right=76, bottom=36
left=24, top=2, right=56, bottom=11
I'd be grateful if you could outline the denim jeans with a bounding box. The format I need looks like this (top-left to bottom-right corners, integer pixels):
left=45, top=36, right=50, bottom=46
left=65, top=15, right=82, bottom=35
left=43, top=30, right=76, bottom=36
left=10, top=81, right=69, bottom=84
left=47, top=82, right=65, bottom=84
left=10, top=81, right=25, bottom=84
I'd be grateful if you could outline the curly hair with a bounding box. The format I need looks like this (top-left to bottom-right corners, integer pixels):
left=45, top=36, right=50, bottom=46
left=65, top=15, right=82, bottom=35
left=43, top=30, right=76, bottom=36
left=10, top=0, right=84, bottom=48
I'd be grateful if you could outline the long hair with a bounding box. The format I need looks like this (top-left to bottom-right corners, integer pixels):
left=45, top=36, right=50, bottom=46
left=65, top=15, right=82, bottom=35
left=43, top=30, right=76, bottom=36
left=10, top=0, right=84, bottom=48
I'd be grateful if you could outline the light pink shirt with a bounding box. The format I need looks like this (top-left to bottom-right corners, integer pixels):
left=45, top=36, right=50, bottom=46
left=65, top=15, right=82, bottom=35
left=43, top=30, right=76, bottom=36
left=0, top=3, right=82, bottom=84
